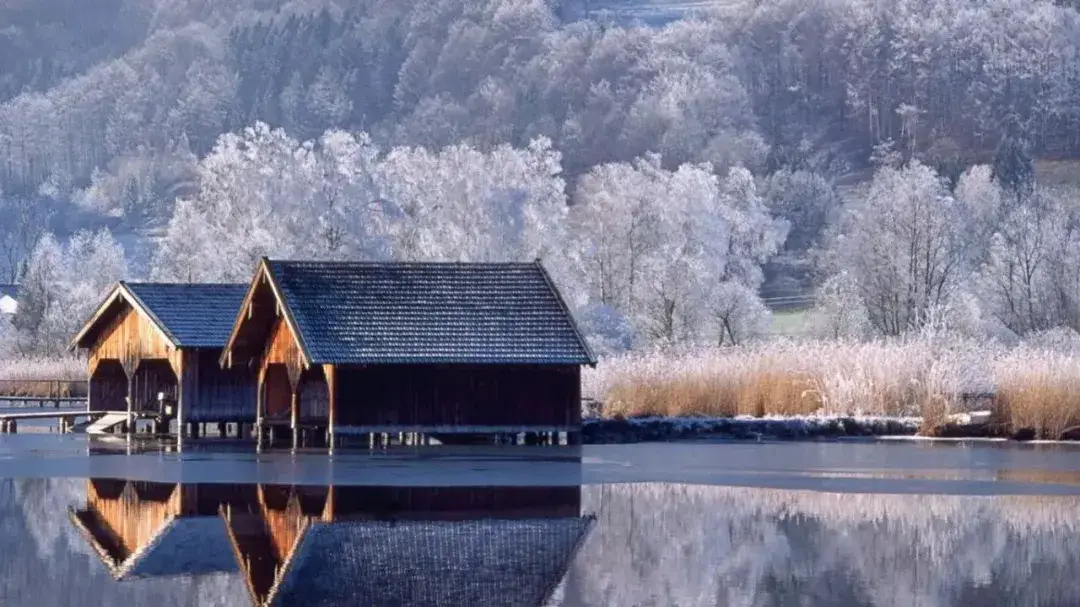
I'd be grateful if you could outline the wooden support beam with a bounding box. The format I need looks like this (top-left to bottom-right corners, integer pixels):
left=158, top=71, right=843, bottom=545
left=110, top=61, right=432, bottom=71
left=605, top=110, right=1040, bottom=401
left=175, top=353, right=186, bottom=439
left=255, top=366, right=266, bottom=440
left=290, top=387, right=299, bottom=450
left=324, top=364, right=336, bottom=449
left=125, top=367, right=135, bottom=435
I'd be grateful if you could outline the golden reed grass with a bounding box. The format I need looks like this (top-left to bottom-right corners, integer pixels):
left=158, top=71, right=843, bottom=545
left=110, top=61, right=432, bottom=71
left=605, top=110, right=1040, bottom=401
left=585, top=338, right=1080, bottom=438
left=0, top=356, right=86, bottom=397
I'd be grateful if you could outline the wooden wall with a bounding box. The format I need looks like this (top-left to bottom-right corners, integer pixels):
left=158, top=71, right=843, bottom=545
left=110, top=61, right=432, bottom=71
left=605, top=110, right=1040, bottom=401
left=183, top=349, right=256, bottom=423
left=333, top=364, right=581, bottom=428
left=88, top=305, right=180, bottom=378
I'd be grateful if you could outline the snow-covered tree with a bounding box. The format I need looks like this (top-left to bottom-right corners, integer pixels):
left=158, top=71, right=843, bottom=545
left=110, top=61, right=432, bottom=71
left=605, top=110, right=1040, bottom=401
left=811, top=272, right=870, bottom=341
left=16, top=230, right=127, bottom=354
left=152, top=124, right=388, bottom=281
left=376, top=136, right=567, bottom=263
left=826, top=161, right=964, bottom=336
left=569, top=155, right=785, bottom=344
left=707, top=282, right=771, bottom=346
left=153, top=124, right=569, bottom=282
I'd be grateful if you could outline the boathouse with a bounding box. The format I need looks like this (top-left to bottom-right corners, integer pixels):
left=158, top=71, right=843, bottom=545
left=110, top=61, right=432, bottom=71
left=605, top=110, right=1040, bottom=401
left=223, top=483, right=592, bottom=606
left=68, top=478, right=253, bottom=579
left=71, top=282, right=253, bottom=434
left=220, top=259, right=595, bottom=444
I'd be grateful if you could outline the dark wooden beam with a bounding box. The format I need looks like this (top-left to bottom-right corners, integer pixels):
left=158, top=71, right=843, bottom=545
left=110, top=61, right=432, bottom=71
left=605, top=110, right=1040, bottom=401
left=324, top=364, right=336, bottom=448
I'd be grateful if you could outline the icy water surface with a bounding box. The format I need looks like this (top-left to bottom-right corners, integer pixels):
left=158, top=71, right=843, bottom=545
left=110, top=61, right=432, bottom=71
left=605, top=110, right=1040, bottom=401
left=2, top=435, right=1080, bottom=606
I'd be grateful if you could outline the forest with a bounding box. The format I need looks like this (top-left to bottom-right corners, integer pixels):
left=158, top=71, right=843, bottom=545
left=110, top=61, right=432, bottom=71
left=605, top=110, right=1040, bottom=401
left=2, top=0, right=1080, bottom=361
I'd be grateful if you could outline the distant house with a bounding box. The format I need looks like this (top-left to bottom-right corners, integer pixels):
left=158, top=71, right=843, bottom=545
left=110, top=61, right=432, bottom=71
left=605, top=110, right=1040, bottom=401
left=70, top=282, right=254, bottom=434
left=0, top=284, right=16, bottom=315
left=220, top=258, right=596, bottom=445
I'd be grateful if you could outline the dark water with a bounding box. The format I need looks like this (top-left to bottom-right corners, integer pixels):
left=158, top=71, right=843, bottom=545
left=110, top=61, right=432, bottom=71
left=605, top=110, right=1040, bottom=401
left=2, top=435, right=1080, bottom=606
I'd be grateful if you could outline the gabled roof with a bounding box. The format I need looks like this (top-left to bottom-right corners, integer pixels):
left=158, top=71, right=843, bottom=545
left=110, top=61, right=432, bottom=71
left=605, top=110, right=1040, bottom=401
left=225, top=259, right=595, bottom=366
left=69, top=511, right=238, bottom=580
left=71, top=282, right=248, bottom=350
left=264, top=517, right=594, bottom=607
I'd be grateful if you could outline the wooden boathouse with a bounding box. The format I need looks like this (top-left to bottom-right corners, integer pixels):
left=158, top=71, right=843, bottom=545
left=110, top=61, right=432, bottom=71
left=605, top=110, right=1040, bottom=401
left=70, top=282, right=253, bottom=435
left=223, top=483, right=592, bottom=606
left=220, top=259, right=596, bottom=446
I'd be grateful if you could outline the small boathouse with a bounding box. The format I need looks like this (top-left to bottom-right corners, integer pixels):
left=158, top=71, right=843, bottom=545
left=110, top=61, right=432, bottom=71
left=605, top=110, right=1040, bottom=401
left=68, top=478, right=253, bottom=580
left=70, top=282, right=253, bottom=435
left=220, top=259, right=595, bottom=446
left=223, top=483, right=592, bottom=606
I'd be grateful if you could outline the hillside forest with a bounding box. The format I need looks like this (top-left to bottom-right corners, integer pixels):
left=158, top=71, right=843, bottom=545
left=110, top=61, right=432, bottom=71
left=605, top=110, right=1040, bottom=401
left=1, top=0, right=1080, bottom=356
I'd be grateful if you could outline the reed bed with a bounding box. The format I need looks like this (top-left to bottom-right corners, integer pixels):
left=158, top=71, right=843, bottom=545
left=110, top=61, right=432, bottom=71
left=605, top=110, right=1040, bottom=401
left=0, top=356, right=84, bottom=381
left=0, top=356, right=85, bottom=397
left=584, top=337, right=1080, bottom=438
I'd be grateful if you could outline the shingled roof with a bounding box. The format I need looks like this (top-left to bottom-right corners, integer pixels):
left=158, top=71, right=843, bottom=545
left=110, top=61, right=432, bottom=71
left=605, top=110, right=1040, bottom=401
left=246, top=259, right=595, bottom=366
left=123, top=283, right=249, bottom=348
left=263, top=517, right=594, bottom=607
left=72, top=282, right=248, bottom=350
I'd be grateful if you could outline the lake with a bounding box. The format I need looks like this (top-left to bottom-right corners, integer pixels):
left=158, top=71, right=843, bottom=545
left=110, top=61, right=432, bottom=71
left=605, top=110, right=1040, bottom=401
left=1, top=435, right=1080, bottom=606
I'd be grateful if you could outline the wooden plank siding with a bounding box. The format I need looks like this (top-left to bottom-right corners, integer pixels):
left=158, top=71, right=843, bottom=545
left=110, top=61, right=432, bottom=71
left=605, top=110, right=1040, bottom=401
left=334, top=364, right=581, bottom=429
left=87, top=305, right=180, bottom=378
left=183, top=349, right=256, bottom=423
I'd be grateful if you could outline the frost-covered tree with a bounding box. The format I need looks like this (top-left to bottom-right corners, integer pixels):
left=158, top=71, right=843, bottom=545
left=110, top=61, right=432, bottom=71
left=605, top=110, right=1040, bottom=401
left=570, top=156, right=785, bottom=344
left=376, top=136, right=567, bottom=264
left=975, top=189, right=1080, bottom=336
left=0, top=313, right=17, bottom=359
left=0, top=192, right=51, bottom=283
left=152, top=124, right=388, bottom=281
left=827, top=162, right=964, bottom=335
left=16, top=230, right=126, bottom=354
left=811, top=272, right=870, bottom=341
left=153, top=124, right=569, bottom=282
left=707, top=282, right=771, bottom=346
left=761, top=169, right=838, bottom=253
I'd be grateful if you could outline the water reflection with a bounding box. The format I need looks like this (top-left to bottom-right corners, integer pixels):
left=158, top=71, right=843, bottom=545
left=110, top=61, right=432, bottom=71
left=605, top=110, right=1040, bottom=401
left=4, top=477, right=1080, bottom=606
left=66, top=479, right=592, bottom=607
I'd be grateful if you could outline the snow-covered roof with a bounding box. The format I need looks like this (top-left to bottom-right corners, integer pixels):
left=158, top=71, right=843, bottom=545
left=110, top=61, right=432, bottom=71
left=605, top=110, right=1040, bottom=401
left=0, top=284, right=16, bottom=315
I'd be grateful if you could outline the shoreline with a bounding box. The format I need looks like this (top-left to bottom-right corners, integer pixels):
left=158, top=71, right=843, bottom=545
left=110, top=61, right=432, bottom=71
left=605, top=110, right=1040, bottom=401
left=579, top=414, right=1055, bottom=444
left=582, top=415, right=920, bottom=444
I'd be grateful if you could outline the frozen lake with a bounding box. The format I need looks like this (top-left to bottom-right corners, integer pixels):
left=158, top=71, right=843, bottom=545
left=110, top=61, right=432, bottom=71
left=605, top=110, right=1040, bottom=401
left=1, top=435, right=1079, bottom=605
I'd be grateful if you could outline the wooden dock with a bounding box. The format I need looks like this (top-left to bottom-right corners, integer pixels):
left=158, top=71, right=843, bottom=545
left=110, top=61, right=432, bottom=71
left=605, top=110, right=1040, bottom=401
left=0, top=410, right=101, bottom=433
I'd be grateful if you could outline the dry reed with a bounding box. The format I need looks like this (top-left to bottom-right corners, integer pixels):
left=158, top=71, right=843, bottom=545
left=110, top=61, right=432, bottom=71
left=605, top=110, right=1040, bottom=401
left=585, top=337, right=991, bottom=424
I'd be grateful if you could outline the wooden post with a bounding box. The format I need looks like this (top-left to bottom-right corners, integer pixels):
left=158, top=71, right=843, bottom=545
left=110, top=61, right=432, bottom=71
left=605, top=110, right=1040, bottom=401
left=126, top=367, right=135, bottom=435
left=174, top=354, right=185, bottom=440
left=291, top=388, right=299, bottom=450
left=255, top=367, right=266, bottom=442
left=324, top=364, right=337, bottom=450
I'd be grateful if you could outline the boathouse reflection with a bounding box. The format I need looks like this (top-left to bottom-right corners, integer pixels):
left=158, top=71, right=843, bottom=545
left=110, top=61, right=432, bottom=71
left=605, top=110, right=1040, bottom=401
left=68, top=477, right=592, bottom=606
